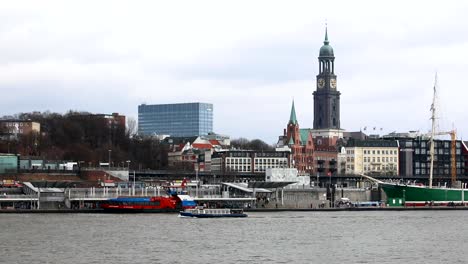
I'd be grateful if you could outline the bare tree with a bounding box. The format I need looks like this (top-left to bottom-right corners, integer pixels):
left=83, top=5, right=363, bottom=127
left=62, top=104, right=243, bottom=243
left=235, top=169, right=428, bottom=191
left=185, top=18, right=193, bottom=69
left=126, top=117, right=137, bottom=137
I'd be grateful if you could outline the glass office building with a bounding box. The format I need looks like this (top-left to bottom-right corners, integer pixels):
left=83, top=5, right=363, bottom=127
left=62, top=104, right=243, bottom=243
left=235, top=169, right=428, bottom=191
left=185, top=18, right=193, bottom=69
left=138, top=102, right=213, bottom=137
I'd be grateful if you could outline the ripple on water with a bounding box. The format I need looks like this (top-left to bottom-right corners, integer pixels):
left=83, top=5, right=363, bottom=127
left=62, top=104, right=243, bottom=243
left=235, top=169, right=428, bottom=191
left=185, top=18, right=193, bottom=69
left=1, top=211, right=468, bottom=263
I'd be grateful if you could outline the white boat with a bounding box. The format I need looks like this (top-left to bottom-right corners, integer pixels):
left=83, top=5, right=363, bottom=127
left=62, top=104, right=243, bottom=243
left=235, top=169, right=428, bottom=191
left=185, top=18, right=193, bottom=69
left=179, top=207, right=247, bottom=218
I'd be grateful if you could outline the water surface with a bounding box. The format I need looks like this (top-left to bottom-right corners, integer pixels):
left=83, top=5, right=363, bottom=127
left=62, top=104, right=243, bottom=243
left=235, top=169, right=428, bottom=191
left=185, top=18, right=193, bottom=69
left=1, top=211, right=466, bottom=264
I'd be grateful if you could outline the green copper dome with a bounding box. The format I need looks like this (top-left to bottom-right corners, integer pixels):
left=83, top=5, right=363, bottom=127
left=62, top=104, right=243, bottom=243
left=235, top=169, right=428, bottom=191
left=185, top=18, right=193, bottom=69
left=319, top=27, right=334, bottom=57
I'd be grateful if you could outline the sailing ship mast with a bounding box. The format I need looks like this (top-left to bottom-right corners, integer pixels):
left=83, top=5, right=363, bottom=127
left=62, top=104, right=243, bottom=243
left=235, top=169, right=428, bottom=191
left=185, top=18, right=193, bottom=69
left=428, top=74, right=437, bottom=188
left=428, top=74, right=457, bottom=188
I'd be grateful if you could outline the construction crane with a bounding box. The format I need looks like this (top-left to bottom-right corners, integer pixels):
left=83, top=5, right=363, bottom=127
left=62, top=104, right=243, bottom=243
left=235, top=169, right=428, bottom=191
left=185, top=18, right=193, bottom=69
left=428, top=130, right=457, bottom=187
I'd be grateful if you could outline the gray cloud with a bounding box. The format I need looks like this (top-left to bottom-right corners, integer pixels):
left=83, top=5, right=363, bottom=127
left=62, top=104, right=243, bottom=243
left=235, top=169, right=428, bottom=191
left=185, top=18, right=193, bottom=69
left=0, top=1, right=468, bottom=143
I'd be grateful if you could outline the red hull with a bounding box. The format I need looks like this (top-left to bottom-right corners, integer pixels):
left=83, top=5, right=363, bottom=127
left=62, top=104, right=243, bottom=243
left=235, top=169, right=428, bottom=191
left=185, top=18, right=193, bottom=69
left=100, top=196, right=180, bottom=212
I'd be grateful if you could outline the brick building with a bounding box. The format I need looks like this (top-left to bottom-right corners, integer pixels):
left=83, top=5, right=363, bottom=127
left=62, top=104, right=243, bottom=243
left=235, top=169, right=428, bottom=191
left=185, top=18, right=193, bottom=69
left=93, top=113, right=126, bottom=130
left=0, top=120, right=40, bottom=140
left=277, top=101, right=315, bottom=175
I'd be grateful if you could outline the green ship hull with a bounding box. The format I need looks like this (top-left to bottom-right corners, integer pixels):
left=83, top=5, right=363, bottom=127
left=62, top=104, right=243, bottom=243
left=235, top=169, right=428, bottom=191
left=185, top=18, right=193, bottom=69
left=380, top=183, right=468, bottom=206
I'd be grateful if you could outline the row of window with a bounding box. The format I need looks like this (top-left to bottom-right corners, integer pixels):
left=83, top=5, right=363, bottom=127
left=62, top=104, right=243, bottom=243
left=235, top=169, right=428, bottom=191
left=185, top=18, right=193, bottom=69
left=226, top=166, right=251, bottom=172
left=255, top=165, right=288, bottom=172
left=414, top=148, right=461, bottom=155
left=363, top=150, right=397, bottom=155
left=315, top=157, right=335, bottom=161
left=414, top=162, right=463, bottom=168
left=363, top=157, right=398, bottom=163
left=293, top=156, right=313, bottom=163
left=225, top=164, right=288, bottom=172
left=255, top=158, right=288, bottom=164
left=139, top=103, right=212, bottom=109
left=406, top=141, right=461, bottom=148
left=3, top=122, right=30, bottom=127
left=226, top=158, right=250, bottom=164
left=345, top=164, right=397, bottom=172
left=415, top=168, right=463, bottom=175
left=363, top=164, right=396, bottom=171
left=5, top=129, right=25, bottom=133
left=226, top=158, right=288, bottom=164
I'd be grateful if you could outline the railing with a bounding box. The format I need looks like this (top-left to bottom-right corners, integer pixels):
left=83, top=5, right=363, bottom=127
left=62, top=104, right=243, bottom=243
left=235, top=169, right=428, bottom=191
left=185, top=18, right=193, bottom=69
left=0, top=194, right=38, bottom=199
left=18, top=169, right=79, bottom=174
left=80, top=167, right=129, bottom=171
left=65, top=187, right=226, bottom=199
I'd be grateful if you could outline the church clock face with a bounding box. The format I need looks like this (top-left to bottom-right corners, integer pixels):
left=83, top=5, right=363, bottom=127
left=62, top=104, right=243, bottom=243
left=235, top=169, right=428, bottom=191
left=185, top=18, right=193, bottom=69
left=330, top=79, right=337, bottom=89
left=317, top=78, right=325, bottom=88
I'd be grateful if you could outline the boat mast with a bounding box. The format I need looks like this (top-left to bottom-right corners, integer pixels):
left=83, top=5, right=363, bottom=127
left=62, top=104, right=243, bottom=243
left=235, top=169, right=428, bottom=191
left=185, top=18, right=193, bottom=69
left=429, top=73, right=437, bottom=188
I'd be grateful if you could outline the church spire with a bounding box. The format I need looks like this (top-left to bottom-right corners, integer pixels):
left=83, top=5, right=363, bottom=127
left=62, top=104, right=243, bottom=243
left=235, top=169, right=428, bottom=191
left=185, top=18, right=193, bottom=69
left=289, top=100, right=298, bottom=125
left=324, top=25, right=329, bottom=45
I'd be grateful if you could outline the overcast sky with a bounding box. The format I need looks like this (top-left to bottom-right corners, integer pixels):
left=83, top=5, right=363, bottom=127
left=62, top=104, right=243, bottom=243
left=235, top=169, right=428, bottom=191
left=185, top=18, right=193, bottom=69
left=1, top=1, right=468, bottom=143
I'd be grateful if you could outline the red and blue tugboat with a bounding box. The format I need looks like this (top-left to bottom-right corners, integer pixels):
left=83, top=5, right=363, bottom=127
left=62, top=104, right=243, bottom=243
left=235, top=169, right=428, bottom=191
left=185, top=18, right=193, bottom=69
left=100, top=195, right=196, bottom=213
left=100, top=179, right=197, bottom=213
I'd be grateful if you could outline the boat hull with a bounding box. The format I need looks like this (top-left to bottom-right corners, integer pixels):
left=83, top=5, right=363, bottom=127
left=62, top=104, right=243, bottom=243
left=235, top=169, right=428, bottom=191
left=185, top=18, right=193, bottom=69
left=380, top=183, right=468, bottom=206
left=101, top=208, right=180, bottom=213
left=100, top=195, right=195, bottom=213
left=179, top=211, right=248, bottom=218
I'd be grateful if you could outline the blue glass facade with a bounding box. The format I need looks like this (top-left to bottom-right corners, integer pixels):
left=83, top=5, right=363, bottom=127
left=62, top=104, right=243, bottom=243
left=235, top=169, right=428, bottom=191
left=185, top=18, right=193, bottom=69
left=138, top=103, right=213, bottom=137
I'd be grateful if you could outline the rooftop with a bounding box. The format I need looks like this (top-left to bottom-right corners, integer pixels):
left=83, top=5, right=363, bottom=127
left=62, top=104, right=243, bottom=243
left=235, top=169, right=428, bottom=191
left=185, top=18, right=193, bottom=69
left=346, top=139, right=398, bottom=148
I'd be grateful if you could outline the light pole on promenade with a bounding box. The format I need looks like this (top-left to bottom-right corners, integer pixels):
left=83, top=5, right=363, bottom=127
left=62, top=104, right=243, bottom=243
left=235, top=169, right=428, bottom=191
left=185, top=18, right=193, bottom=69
left=108, top=150, right=112, bottom=169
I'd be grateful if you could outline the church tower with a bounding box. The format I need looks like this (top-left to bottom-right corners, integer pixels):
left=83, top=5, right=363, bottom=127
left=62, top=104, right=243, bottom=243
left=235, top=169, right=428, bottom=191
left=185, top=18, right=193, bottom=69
left=313, top=27, right=341, bottom=130
left=286, top=100, right=300, bottom=146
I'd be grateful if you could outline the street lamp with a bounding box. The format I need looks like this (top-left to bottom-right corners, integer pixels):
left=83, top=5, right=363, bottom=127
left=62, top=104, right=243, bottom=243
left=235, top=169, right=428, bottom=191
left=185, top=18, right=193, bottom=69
left=133, top=170, right=136, bottom=196
left=78, top=161, right=84, bottom=171
left=126, top=160, right=131, bottom=188
left=108, top=149, right=112, bottom=169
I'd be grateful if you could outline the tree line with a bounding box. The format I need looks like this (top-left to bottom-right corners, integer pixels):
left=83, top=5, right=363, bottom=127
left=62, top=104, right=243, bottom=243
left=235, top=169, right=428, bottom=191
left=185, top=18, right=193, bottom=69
left=0, top=111, right=168, bottom=170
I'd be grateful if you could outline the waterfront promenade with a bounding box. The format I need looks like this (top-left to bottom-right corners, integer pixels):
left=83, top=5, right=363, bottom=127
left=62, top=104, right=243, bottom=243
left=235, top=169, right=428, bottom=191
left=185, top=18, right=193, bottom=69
left=2, top=206, right=468, bottom=213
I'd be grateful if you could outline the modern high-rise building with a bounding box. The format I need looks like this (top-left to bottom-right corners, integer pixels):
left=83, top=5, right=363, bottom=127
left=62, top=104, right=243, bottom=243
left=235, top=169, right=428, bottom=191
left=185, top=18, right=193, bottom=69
left=138, top=102, right=213, bottom=137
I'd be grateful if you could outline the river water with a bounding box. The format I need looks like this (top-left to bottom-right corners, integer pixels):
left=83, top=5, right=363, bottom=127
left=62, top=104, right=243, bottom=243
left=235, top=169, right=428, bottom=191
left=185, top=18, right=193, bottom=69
left=1, top=211, right=467, bottom=264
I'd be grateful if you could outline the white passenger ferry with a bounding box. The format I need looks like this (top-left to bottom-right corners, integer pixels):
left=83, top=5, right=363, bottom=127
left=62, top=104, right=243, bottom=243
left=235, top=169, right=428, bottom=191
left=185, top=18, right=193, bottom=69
left=179, top=207, right=247, bottom=218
